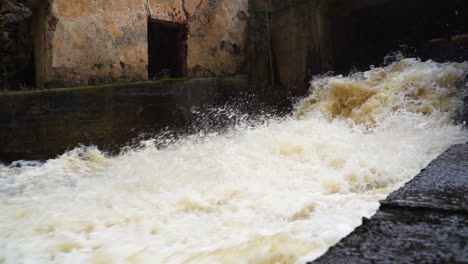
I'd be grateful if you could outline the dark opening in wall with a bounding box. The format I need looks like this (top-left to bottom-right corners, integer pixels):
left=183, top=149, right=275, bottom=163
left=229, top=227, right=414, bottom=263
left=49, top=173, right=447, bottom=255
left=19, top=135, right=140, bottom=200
left=321, top=0, right=468, bottom=74
left=17, top=16, right=36, bottom=88
left=147, top=20, right=187, bottom=80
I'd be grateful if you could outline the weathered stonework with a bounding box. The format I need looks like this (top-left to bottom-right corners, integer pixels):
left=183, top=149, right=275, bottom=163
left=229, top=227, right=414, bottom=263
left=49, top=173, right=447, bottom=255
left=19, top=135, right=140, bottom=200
left=28, top=0, right=249, bottom=88
left=0, top=0, right=33, bottom=90
left=185, top=0, right=249, bottom=77
left=44, top=0, right=148, bottom=87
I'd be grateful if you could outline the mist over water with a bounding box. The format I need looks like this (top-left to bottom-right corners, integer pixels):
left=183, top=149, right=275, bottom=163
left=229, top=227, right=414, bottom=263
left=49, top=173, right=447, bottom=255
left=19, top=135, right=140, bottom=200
left=1, top=58, right=467, bottom=264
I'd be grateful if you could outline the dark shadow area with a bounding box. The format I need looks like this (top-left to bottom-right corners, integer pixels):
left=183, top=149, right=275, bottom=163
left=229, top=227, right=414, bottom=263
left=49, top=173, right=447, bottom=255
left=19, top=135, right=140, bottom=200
left=15, top=16, right=36, bottom=88
left=328, top=0, right=468, bottom=73
left=0, top=7, right=35, bottom=90
left=147, top=20, right=187, bottom=80
left=0, top=77, right=254, bottom=163
left=247, top=0, right=468, bottom=95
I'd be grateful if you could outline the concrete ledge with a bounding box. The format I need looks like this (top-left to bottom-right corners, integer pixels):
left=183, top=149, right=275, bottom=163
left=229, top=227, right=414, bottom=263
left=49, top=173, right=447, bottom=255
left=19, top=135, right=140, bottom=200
left=0, top=77, right=248, bottom=162
left=383, top=144, right=468, bottom=212
left=310, top=143, right=468, bottom=264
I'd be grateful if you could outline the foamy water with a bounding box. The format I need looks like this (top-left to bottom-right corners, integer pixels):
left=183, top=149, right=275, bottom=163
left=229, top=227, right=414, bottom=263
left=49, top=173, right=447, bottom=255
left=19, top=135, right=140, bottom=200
left=1, top=59, right=467, bottom=264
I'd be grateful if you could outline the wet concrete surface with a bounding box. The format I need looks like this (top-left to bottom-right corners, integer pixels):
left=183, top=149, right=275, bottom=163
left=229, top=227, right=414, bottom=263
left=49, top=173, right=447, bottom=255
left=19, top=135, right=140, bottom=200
left=310, top=143, right=468, bottom=264
left=0, top=76, right=294, bottom=163
left=384, top=143, right=468, bottom=212
left=0, top=77, right=250, bottom=162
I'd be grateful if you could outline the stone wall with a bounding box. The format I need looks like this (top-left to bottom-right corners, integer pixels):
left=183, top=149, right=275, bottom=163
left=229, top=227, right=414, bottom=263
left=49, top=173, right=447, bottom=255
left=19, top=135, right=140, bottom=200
left=146, top=0, right=250, bottom=78
left=27, top=0, right=249, bottom=88
left=39, top=0, right=149, bottom=88
left=0, top=0, right=33, bottom=90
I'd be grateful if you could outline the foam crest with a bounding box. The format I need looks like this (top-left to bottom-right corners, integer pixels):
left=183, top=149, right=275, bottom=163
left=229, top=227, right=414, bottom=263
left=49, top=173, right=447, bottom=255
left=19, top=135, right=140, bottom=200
left=296, top=58, right=468, bottom=125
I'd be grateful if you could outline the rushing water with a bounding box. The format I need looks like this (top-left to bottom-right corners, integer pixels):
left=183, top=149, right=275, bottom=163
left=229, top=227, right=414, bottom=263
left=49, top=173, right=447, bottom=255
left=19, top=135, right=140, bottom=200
left=1, top=58, right=467, bottom=264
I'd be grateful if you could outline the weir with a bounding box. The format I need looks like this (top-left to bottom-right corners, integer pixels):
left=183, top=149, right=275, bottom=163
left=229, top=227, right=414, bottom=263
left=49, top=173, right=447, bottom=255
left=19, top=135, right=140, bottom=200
left=1, top=59, right=467, bottom=263
left=0, top=77, right=250, bottom=162
left=1, top=0, right=468, bottom=263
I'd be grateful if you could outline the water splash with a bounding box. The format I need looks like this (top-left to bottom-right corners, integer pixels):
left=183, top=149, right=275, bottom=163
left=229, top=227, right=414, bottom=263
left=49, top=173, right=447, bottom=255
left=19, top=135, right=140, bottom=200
left=0, top=58, right=467, bottom=264
left=296, top=58, right=468, bottom=125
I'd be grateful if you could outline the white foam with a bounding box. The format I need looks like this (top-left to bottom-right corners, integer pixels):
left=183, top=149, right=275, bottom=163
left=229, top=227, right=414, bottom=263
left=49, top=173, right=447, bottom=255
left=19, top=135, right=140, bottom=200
left=1, top=59, right=467, bottom=264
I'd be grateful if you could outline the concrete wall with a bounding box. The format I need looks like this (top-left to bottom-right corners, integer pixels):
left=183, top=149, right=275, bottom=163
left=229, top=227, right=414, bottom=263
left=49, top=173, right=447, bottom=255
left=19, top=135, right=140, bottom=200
left=247, top=0, right=337, bottom=97
left=0, top=77, right=249, bottom=162
left=247, top=0, right=468, bottom=97
left=31, top=0, right=249, bottom=88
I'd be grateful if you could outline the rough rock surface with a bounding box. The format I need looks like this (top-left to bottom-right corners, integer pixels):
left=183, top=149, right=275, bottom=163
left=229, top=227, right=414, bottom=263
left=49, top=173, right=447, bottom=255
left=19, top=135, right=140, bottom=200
left=383, top=144, right=468, bottom=211
left=0, top=0, right=33, bottom=89
left=311, top=208, right=468, bottom=264
left=310, top=143, right=468, bottom=264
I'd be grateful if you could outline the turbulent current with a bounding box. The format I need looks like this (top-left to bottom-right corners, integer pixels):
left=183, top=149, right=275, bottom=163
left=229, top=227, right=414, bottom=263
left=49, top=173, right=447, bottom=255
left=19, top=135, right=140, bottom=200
left=1, top=58, right=468, bottom=264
